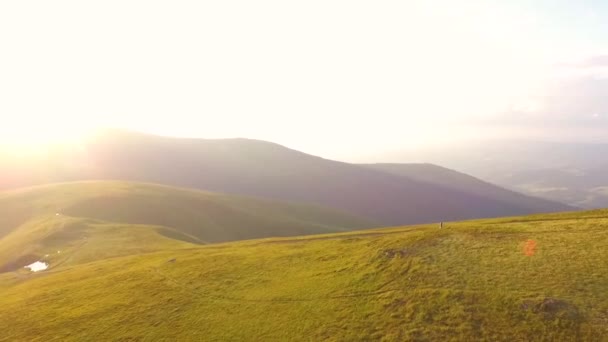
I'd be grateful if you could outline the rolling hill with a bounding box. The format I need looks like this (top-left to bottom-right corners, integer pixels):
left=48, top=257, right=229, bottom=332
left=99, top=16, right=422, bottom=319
left=1, top=208, right=608, bottom=340
left=0, top=130, right=574, bottom=225
left=0, top=181, right=373, bottom=273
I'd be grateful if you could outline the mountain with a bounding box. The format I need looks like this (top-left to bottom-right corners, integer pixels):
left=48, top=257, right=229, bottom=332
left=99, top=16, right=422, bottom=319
left=361, top=163, right=574, bottom=214
left=0, top=181, right=373, bottom=273
left=0, top=130, right=574, bottom=225
left=385, top=140, right=608, bottom=209
left=2, top=209, right=608, bottom=340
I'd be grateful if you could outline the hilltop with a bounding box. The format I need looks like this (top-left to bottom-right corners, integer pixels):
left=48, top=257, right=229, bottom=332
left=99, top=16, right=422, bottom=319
left=0, top=181, right=373, bottom=273
left=0, top=130, right=573, bottom=225
left=1, top=208, right=607, bottom=340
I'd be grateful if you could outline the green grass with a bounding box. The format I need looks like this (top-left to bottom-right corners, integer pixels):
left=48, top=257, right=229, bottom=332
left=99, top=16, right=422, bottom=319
left=2, top=207, right=608, bottom=340
left=0, top=181, right=374, bottom=273
left=0, top=215, right=197, bottom=273
left=0, top=181, right=374, bottom=242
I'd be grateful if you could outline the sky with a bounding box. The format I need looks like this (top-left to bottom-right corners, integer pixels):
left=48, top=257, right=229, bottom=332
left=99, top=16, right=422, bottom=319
left=1, top=0, right=608, bottom=160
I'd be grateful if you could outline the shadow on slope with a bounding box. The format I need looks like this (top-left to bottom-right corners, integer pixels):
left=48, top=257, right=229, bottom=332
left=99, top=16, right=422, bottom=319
left=0, top=181, right=374, bottom=247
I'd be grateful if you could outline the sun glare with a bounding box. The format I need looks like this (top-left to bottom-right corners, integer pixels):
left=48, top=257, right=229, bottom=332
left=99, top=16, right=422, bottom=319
left=0, top=119, right=90, bottom=151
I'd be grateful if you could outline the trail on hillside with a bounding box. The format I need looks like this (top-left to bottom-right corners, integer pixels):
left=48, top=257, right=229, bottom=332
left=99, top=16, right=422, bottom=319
left=48, top=238, right=89, bottom=270
left=254, top=228, right=424, bottom=245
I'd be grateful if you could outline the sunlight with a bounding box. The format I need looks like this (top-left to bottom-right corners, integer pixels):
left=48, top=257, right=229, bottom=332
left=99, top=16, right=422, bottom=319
left=0, top=117, right=90, bottom=149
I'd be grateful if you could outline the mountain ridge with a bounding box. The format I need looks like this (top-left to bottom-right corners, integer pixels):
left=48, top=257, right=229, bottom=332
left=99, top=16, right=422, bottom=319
left=0, top=130, right=574, bottom=225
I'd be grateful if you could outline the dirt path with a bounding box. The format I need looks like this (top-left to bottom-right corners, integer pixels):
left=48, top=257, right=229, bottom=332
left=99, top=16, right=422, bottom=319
left=49, top=238, right=89, bottom=269
left=254, top=227, right=425, bottom=246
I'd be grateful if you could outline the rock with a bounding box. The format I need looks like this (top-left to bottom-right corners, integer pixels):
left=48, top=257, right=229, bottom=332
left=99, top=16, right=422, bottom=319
left=382, top=249, right=410, bottom=259
left=522, top=298, right=580, bottom=320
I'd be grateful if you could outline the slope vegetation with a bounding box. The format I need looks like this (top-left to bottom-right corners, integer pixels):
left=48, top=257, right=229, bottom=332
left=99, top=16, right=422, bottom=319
left=0, top=130, right=573, bottom=225
left=0, top=181, right=373, bottom=272
left=1, top=209, right=608, bottom=340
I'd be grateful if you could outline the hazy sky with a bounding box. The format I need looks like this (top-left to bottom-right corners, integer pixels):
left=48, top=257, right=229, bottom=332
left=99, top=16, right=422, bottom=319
left=1, top=1, right=607, bottom=159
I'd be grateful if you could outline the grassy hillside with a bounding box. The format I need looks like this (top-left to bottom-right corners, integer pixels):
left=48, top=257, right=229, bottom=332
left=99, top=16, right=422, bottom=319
left=0, top=130, right=573, bottom=225
left=1, top=209, right=608, bottom=340
left=0, top=181, right=373, bottom=273
left=0, top=216, right=197, bottom=273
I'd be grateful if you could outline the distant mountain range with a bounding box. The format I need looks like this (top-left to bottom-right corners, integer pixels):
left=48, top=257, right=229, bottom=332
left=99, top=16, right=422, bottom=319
left=0, top=130, right=574, bottom=225
left=360, top=163, right=576, bottom=214
left=386, top=140, right=608, bottom=209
